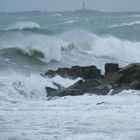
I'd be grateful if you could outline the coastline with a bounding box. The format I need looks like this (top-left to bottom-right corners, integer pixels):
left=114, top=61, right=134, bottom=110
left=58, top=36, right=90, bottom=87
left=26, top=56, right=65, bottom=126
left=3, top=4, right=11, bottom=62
left=45, top=63, right=140, bottom=97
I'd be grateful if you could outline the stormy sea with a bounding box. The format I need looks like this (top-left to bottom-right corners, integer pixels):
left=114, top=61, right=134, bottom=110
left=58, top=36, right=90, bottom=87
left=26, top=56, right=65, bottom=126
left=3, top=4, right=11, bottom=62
left=0, top=10, right=140, bottom=140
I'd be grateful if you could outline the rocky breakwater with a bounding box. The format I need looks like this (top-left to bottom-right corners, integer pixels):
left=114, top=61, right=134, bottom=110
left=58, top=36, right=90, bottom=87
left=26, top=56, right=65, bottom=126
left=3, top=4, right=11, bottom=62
left=44, top=63, right=140, bottom=97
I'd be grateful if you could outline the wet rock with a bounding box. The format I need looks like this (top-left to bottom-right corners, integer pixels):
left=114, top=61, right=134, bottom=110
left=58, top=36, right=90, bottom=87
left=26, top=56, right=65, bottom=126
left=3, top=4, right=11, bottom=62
left=118, top=63, right=140, bottom=83
left=71, top=65, right=102, bottom=79
left=105, top=63, right=120, bottom=75
left=130, top=79, right=140, bottom=90
left=45, top=63, right=140, bottom=97
left=46, top=79, right=110, bottom=97
left=96, top=102, right=110, bottom=105
left=46, top=87, right=57, bottom=97
left=104, top=72, right=124, bottom=85
left=110, top=83, right=130, bottom=95
left=104, top=63, right=140, bottom=85
left=45, top=65, right=102, bottom=80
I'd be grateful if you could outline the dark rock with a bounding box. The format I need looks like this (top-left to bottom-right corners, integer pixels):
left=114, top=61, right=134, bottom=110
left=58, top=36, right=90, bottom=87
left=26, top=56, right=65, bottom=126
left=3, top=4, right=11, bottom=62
left=45, top=69, right=56, bottom=78
left=46, top=79, right=110, bottom=97
left=45, top=65, right=102, bottom=80
left=104, top=63, right=140, bottom=85
left=46, top=80, right=85, bottom=97
left=96, top=102, right=105, bottom=105
left=105, top=63, right=120, bottom=75
left=83, top=80, right=110, bottom=95
left=118, top=63, right=140, bottom=83
left=45, top=63, right=140, bottom=97
left=104, top=72, right=124, bottom=85
left=96, top=102, right=110, bottom=105
left=45, top=87, right=57, bottom=97
left=130, top=79, right=140, bottom=90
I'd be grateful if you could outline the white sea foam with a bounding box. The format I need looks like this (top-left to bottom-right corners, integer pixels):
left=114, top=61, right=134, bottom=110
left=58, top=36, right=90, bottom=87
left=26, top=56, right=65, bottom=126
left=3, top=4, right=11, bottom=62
left=88, top=35, right=140, bottom=63
left=0, top=73, right=81, bottom=101
left=111, top=20, right=140, bottom=27
left=1, top=29, right=140, bottom=65
left=0, top=73, right=46, bottom=101
left=48, top=13, right=62, bottom=17
left=60, top=30, right=140, bottom=63
left=63, top=20, right=75, bottom=24
left=46, top=75, right=82, bottom=89
left=6, top=21, right=41, bottom=30
left=0, top=89, right=140, bottom=140
left=0, top=33, right=67, bottom=62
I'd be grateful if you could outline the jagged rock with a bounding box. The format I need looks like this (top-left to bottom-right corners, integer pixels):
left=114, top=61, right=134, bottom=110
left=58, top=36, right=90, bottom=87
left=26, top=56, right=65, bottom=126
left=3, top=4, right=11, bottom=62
left=118, top=63, right=140, bottom=83
left=104, top=72, right=124, bottom=85
left=105, top=63, right=120, bottom=75
left=45, top=65, right=102, bottom=79
left=104, top=63, right=140, bottom=85
left=45, top=63, right=140, bottom=97
left=46, top=79, right=110, bottom=97
left=83, top=79, right=110, bottom=95
left=46, top=80, right=85, bottom=97
left=71, top=65, right=102, bottom=79
left=46, top=87, right=57, bottom=97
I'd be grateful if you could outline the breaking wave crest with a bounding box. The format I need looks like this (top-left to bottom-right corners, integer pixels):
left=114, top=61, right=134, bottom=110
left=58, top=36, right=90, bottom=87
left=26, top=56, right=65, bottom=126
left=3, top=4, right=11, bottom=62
left=111, top=20, right=140, bottom=27
left=60, top=30, right=140, bottom=63
left=0, top=47, right=45, bottom=63
left=0, top=33, right=66, bottom=63
left=1, top=30, right=140, bottom=66
left=6, top=21, right=41, bottom=30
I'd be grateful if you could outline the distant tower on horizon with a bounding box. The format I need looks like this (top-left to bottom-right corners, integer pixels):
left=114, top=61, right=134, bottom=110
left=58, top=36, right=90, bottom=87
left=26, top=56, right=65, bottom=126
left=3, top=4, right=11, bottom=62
left=82, top=1, right=85, bottom=10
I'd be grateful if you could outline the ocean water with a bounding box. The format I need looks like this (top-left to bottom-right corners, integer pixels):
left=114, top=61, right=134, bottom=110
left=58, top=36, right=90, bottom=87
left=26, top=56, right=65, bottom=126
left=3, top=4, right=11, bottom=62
left=0, top=11, right=140, bottom=140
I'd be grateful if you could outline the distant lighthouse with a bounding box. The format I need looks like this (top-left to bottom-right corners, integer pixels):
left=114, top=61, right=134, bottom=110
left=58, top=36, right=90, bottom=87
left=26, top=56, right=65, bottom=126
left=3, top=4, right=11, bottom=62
left=82, top=1, right=85, bottom=10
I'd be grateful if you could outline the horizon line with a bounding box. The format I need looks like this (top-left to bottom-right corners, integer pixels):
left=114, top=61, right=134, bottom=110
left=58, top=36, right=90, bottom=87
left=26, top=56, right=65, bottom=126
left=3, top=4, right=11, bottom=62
left=0, top=9, right=140, bottom=14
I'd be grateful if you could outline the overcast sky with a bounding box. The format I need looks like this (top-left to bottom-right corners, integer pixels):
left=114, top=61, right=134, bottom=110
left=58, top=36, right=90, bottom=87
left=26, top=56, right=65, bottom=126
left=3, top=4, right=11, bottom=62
left=0, top=0, right=140, bottom=12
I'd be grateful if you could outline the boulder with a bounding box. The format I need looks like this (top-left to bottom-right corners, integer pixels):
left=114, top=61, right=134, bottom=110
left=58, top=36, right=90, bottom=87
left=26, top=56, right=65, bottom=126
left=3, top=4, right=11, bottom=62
left=46, top=79, right=110, bottom=97
left=104, top=63, right=140, bottom=85
left=46, top=87, right=57, bottom=97
left=45, top=63, right=140, bottom=97
left=46, top=80, right=85, bottom=97
left=105, top=63, right=120, bottom=75
left=104, top=72, right=124, bottom=85
left=118, top=63, right=140, bottom=83
left=130, top=79, right=140, bottom=90
left=45, top=65, right=102, bottom=80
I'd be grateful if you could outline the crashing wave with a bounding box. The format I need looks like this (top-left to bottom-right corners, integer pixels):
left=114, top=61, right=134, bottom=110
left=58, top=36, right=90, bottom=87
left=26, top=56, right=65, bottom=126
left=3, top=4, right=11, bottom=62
left=0, top=29, right=140, bottom=65
left=59, top=30, right=140, bottom=63
left=5, top=21, right=41, bottom=30
left=0, top=33, right=66, bottom=63
left=0, top=73, right=80, bottom=102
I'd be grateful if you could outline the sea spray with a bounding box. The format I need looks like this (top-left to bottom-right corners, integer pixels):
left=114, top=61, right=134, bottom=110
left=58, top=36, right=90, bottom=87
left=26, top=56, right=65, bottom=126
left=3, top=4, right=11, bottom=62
left=0, top=73, right=81, bottom=101
left=0, top=33, right=66, bottom=63
left=0, top=29, right=140, bottom=67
